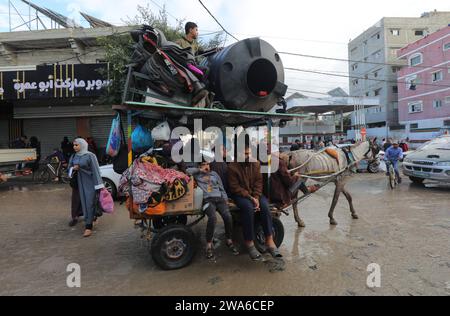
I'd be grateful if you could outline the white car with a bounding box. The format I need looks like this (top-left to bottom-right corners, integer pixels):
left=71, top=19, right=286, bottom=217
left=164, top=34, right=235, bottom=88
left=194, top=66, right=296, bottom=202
left=402, top=135, right=450, bottom=184
left=99, top=164, right=122, bottom=199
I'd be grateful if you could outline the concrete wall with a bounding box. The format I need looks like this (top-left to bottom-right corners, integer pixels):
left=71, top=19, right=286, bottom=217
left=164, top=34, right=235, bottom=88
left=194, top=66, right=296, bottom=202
left=0, top=26, right=132, bottom=67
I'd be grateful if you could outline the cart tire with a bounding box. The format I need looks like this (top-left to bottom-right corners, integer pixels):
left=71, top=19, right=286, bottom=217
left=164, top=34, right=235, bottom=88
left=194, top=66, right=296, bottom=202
left=150, top=224, right=196, bottom=270
left=152, top=215, right=188, bottom=229
left=254, top=216, right=285, bottom=254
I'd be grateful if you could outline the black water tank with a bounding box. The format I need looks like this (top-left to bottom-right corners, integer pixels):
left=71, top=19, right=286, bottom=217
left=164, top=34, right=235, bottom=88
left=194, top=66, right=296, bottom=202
left=203, top=37, right=287, bottom=112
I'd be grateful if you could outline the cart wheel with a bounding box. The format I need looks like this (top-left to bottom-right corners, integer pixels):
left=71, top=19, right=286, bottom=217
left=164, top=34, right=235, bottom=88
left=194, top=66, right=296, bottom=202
left=254, top=216, right=285, bottom=254
left=150, top=224, right=196, bottom=270
left=152, top=215, right=188, bottom=229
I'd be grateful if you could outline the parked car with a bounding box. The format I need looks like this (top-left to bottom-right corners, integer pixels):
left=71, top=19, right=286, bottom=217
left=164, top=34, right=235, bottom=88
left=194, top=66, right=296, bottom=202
left=402, top=135, right=450, bottom=184
left=99, top=164, right=122, bottom=199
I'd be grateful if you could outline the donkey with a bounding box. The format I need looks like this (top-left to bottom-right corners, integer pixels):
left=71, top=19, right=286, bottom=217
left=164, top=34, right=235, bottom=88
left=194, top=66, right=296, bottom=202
left=286, top=141, right=377, bottom=227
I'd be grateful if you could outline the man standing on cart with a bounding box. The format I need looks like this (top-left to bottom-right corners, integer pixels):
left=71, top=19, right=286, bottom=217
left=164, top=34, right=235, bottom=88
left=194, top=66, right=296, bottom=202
left=228, top=139, right=282, bottom=261
left=176, top=22, right=203, bottom=56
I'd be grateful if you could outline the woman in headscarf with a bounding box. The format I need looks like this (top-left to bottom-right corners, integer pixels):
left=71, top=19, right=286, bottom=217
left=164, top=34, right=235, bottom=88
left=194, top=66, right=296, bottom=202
left=68, top=138, right=105, bottom=237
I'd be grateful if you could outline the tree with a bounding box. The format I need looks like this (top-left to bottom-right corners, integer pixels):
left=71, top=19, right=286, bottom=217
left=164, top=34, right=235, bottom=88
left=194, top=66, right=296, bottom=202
left=97, top=4, right=224, bottom=105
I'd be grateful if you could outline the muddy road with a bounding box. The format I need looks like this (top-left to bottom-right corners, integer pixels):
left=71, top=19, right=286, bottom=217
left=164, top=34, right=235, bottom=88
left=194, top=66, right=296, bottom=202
left=0, top=173, right=449, bottom=295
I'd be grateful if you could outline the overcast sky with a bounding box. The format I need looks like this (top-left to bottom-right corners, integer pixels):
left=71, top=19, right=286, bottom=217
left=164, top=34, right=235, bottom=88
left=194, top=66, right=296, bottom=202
left=1, top=0, right=450, bottom=97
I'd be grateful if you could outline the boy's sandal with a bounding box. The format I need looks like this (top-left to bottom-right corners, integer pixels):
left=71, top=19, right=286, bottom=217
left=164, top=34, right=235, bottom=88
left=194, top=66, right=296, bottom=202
left=247, top=245, right=263, bottom=261
left=206, top=248, right=215, bottom=260
left=267, top=247, right=283, bottom=258
left=226, top=242, right=239, bottom=255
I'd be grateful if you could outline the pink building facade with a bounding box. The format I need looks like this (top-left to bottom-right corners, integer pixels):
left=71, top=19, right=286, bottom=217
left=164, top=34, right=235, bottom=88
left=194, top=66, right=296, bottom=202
left=397, top=26, right=450, bottom=143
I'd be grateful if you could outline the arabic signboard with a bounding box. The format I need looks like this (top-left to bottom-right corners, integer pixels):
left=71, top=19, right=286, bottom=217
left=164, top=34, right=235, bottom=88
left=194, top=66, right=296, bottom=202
left=0, top=63, right=111, bottom=100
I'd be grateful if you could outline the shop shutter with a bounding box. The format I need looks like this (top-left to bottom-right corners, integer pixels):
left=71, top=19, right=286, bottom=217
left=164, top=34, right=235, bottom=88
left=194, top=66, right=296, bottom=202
left=23, top=118, right=77, bottom=158
left=90, top=115, right=115, bottom=152
left=0, top=120, right=9, bottom=148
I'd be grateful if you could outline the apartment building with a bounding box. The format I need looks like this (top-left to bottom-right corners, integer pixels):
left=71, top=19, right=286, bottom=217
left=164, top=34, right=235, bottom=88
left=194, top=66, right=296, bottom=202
left=348, top=10, right=450, bottom=139
left=397, top=26, right=450, bottom=146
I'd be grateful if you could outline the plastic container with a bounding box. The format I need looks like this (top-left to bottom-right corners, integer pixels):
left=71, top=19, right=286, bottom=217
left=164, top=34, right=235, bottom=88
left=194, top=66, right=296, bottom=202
left=202, top=37, right=287, bottom=112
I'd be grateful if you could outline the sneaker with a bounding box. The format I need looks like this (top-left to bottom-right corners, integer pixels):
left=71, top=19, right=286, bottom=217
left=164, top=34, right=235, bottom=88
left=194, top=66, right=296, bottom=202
left=83, top=229, right=92, bottom=237
left=398, top=177, right=402, bottom=184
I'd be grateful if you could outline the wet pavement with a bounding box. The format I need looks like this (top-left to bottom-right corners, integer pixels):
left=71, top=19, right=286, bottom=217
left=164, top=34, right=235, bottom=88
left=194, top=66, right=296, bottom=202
left=0, top=173, right=449, bottom=296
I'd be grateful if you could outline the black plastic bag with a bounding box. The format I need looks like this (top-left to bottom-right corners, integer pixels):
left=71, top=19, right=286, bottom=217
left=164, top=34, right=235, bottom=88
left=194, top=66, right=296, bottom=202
left=112, top=144, right=129, bottom=174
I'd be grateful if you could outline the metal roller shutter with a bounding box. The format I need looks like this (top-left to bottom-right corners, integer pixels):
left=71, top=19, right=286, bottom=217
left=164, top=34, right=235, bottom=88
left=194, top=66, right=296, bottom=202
left=90, top=115, right=115, bottom=152
left=23, top=118, right=77, bottom=158
left=0, top=120, right=9, bottom=148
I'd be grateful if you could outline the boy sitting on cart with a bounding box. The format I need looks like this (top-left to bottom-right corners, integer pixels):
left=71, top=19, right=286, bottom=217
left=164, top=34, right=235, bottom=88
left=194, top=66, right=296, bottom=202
left=187, top=160, right=239, bottom=260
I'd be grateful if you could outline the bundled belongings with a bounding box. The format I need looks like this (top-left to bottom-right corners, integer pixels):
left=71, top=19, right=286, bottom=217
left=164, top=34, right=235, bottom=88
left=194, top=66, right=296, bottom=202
left=131, top=124, right=154, bottom=152
left=130, top=25, right=209, bottom=106
left=119, top=158, right=191, bottom=215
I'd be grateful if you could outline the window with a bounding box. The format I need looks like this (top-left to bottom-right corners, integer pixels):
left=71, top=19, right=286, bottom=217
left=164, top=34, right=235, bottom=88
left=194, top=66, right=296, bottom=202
left=406, top=75, right=420, bottom=90
left=444, top=42, right=450, bottom=51
left=392, top=86, right=398, bottom=93
left=365, top=92, right=369, bottom=97
left=391, top=66, right=401, bottom=73
left=432, top=71, right=443, bottom=82
left=374, top=88, right=381, bottom=96
left=352, top=79, right=359, bottom=86
left=372, top=50, right=381, bottom=60
left=373, top=69, right=381, bottom=78
left=392, top=101, right=398, bottom=109
left=372, top=33, right=381, bottom=40
left=390, top=29, right=400, bottom=36
left=390, top=48, right=400, bottom=57
left=415, top=30, right=424, bottom=36
left=408, top=101, right=423, bottom=113
left=364, top=74, right=369, bottom=80
left=445, top=96, right=450, bottom=104
left=433, top=99, right=442, bottom=109
left=351, top=63, right=358, bottom=71
left=409, top=53, right=423, bottom=66
left=410, top=123, right=419, bottom=129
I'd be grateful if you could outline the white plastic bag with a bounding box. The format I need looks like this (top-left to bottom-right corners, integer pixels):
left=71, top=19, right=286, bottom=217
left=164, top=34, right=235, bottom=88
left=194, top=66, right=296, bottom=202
left=151, top=121, right=171, bottom=141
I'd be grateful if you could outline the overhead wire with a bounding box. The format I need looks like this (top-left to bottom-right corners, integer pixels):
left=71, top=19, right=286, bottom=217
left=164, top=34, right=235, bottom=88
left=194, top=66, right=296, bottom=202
left=197, top=0, right=239, bottom=42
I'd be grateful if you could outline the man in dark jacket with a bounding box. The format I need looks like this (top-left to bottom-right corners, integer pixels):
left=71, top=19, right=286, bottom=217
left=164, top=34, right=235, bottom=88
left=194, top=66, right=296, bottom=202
left=228, top=142, right=282, bottom=260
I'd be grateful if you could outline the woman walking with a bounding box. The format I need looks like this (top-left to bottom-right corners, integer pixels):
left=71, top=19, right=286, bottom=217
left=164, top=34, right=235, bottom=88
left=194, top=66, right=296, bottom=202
left=68, top=138, right=105, bottom=237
